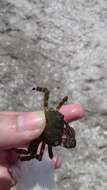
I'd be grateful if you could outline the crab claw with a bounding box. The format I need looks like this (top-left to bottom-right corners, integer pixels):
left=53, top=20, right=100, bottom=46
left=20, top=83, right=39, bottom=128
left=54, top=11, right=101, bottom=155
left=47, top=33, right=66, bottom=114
left=61, top=135, right=76, bottom=148
left=61, top=124, right=76, bottom=148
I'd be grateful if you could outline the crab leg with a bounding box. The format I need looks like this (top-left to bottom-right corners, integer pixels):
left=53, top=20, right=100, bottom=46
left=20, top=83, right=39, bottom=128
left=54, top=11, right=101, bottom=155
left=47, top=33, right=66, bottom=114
left=48, top=144, right=53, bottom=159
left=19, top=139, right=41, bottom=161
left=13, top=138, right=41, bottom=161
left=8, top=167, right=17, bottom=187
left=13, top=148, right=36, bottom=161
left=56, top=96, right=68, bottom=110
left=63, top=121, right=76, bottom=148
left=36, top=141, right=46, bottom=161
left=36, top=87, right=49, bottom=108
left=19, top=153, right=36, bottom=161
left=13, top=148, right=29, bottom=154
left=64, top=121, right=75, bottom=137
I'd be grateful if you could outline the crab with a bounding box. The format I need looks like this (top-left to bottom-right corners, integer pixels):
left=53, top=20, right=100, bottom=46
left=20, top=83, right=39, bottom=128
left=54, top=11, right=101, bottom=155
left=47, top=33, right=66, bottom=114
left=14, top=87, right=76, bottom=161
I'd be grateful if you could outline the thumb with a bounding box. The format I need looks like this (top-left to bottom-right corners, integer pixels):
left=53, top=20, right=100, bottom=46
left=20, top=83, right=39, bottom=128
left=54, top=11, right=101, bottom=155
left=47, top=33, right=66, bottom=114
left=0, top=112, right=45, bottom=150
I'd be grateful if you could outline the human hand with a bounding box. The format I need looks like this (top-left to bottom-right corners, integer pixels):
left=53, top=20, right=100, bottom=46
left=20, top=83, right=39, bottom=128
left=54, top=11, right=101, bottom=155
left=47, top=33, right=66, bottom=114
left=0, top=104, right=84, bottom=190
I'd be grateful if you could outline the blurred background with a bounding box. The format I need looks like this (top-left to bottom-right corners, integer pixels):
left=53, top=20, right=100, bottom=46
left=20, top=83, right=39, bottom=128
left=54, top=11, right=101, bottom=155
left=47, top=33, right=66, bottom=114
left=0, top=0, right=107, bottom=190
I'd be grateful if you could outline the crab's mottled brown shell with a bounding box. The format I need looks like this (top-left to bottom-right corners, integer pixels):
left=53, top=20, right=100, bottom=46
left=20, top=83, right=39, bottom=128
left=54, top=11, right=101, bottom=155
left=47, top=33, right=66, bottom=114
left=43, top=109, right=64, bottom=146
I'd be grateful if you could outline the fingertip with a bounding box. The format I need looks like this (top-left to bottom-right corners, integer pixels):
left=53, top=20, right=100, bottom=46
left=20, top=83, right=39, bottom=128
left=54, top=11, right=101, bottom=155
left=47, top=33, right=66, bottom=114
left=59, top=104, right=85, bottom=122
left=52, top=155, right=62, bottom=169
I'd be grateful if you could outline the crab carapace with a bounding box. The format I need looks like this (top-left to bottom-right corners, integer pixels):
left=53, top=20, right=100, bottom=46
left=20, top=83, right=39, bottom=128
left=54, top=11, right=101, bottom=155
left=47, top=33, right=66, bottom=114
left=14, top=87, right=76, bottom=161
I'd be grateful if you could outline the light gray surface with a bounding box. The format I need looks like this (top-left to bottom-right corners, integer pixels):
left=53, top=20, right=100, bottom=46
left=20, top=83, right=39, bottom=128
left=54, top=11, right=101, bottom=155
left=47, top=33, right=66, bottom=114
left=13, top=152, right=55, bottom=190
left=0, top=0, right=107, bottom=190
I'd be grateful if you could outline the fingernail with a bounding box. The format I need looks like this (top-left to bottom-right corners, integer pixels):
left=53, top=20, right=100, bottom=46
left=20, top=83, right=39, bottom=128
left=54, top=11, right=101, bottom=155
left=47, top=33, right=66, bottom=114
left=17, top=112, right=45, bottom=132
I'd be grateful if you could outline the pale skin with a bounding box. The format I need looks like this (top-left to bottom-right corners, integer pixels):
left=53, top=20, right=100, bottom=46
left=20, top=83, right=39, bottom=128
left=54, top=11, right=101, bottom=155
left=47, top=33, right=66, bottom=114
left=0, top=104, right=85, bottom=190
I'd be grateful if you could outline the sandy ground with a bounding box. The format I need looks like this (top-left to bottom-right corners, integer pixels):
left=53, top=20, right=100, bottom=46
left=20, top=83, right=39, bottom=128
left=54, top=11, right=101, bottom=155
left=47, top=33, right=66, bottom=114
left=0, top=0, right=107, bottom=190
